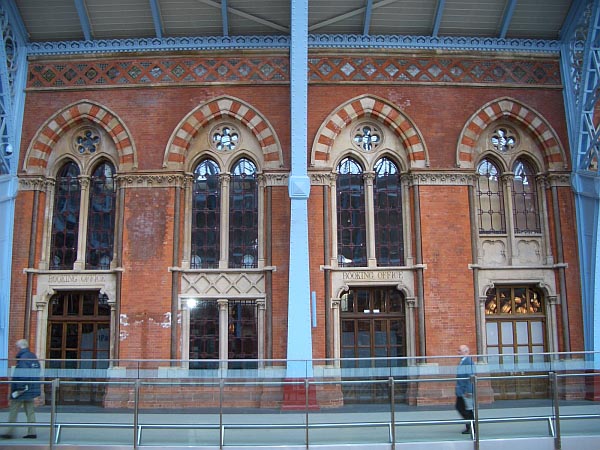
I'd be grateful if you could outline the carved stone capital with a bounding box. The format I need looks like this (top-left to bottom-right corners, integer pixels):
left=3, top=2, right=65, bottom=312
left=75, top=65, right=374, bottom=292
left=116, top=172, right=186, bottom=188
left=18, top=176, right=48, bottom=192
left=410, top=172, right=476, bottom=186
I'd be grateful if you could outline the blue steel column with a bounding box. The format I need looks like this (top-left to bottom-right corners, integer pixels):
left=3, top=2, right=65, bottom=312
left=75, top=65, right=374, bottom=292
left=286, top=0, right=313, bottom=378
left=0, top=1, right=27, bottom=367
left=561, top=0, right=600, bottom=360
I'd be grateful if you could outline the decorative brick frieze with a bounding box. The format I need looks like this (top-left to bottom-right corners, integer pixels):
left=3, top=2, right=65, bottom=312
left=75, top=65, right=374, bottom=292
left=309, top=55, right=561, bottom=85
left=27, top=54, right=560, bottom=89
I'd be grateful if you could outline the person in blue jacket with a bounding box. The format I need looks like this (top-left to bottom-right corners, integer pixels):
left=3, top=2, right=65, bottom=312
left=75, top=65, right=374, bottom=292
left=1, top=339, right=41, bottom=439
left=455, top=344, right=475, bottom=435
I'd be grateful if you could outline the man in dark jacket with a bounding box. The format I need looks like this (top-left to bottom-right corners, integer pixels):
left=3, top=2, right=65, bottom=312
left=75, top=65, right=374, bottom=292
left=455, top=344, right=475, bottom=435
left=1, top=339, right=41, bottom=439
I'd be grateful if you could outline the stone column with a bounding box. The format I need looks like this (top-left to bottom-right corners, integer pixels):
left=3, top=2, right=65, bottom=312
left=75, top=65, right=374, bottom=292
left=364, top=171, right=376, bottom=267
left=74, top=175, right=90, bottom=270
left=218, top=299, right=229, bottom=371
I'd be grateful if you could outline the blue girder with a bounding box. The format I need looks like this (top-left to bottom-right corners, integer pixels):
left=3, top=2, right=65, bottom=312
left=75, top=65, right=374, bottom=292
left=561, top=0, right=600, bottom=357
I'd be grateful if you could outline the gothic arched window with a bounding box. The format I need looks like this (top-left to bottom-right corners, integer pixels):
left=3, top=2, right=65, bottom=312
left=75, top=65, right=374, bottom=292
left=476, top=158, right=506, bottom=234
left=229, top=158, right=258, bottom=269
left=86, top=161, right=116, bottom=270
left=337, top=157, right=366, bottom=267
left=191, top=159, right=221, bottom=269
left=512, top=159, right=541, bottom=234
left=374, top=157, right=404, bottom=266
left=50, top=161, right=81, bottom=270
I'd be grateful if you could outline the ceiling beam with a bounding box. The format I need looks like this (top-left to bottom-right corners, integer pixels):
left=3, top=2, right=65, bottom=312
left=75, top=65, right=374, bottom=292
left=148, top=0, right=164, bottom=38
left=74, top=0, right=92, bottom=41
left=432, top=0, right=445, bottom=37
left=310, top=0, right=397, bottom=32
left=363, top=0, right=374, bottom=36
left=194, top=0, right=288, bottom=32
left=499, top=0, right=517, bottom=39
left=221, top=0, right=229, bottom=36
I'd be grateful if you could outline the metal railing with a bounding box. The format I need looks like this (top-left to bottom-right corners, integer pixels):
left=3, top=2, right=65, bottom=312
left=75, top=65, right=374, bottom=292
left=0, top=353, right=599, bottom=448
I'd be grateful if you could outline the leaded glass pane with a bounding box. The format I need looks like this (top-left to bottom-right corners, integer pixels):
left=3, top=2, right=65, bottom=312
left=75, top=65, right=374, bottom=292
left=476, top=159, right=505, bottom=234
left=337, top=157, right=366, bottom=267
left=512, top=159, right=541, bottom=234
left=50, top=162, right=81, bottom=270
left=189, top=301, right=219, bottom=369
left=228, top=300, right=258, bottom=368
left=191, top=159, right=220, bottom=269
left=229, top=158, right=258, bottom=268
left=86, top=162, right=116, bottom=270
left=374, top=157, right=403, bottom=266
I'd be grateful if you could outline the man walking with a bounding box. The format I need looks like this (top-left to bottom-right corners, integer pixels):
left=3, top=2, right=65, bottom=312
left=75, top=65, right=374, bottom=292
left=2, top=339, right=41, bottom=439
left=455, top=344, right=475, bottom=435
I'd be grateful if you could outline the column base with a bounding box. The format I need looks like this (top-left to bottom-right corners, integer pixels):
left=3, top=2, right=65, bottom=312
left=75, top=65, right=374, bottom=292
left=281, top=379, right=319, bottom=410
left=585, top=370, right=600, bottom=401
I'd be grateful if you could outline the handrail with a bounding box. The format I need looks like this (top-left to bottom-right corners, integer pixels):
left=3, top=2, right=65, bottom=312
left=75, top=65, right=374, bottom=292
left=1, top=370, right=600, bottom=447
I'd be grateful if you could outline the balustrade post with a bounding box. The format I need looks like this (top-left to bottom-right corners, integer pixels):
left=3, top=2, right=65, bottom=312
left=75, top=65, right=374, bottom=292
left=133, top=379, right=139, bottom=448
left=389, top=377, right=396, bottom=449
left=49, top=378, right=58, bottom=449
left=551, top=371, right=562, bottom=449
left=472, top=374, right=479, bottom=449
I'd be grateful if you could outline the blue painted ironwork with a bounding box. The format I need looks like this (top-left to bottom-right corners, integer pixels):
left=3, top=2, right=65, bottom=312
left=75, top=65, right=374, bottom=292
left=25, top=33, right=561, bottom=56
left=499, top=0, right=517, bottom=39
left=561, top=0, right=600, bottom=359
left=432, top=0, right=446, bottom=37
left=149, top=0, right=164, bottom=39
left=287, top=0, right=313, bottom=378
left=74, top=0, right=92, bottom=41
left=221, top=0, right=229, bottom=37
left=363, top=0, right=373, bottom=36
left=0, top=0, right=28, bottom=370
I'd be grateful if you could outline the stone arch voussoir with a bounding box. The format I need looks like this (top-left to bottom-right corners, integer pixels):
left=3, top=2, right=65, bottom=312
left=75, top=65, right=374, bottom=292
left=311, top=95, right=429, bottom=168
left=23, top=100, right=137, bottom=174
left=456, top=97, right=567, bottom=170
left=164, top=96, right=283, bottom=170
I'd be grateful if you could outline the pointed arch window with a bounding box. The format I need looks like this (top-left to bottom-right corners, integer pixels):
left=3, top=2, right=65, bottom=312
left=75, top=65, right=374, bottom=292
left=86, top=162, right=116, bottom=270
left=337, top=157, right=366, bottom=267
left=374, top=157, right=404, bottom=266
left=229, top=158, right=258, bottom=269
left=476, top=159, right=506, bottom=234
left=50, top=162, right=81, bottom=270
left=191, top=159, right=221, bottom=269
left=512, top=159, right=541, bottom=234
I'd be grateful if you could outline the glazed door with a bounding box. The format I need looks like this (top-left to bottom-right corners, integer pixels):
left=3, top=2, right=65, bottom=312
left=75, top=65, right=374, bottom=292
left=340, top=287, right=406, bottom=402
left=46, top=291, right=110, bottom=405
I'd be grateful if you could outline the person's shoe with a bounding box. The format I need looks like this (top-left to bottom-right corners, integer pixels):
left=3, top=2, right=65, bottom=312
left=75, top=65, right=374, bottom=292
left=0, top=434, right=13, bottom=439
left=461, top=429, right=471, bottom=434
left=23, top=434, right=37, bottom=439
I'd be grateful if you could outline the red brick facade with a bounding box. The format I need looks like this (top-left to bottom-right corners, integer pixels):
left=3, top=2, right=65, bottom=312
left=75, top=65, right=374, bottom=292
left=9, top=50, right=583, bottom=406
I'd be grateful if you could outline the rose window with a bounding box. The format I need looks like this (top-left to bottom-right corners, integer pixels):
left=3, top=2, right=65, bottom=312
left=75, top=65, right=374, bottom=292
left=491, top=128, right=516, bottom=153
left=353, top=124, right=381, bottom=152
left=212, top=126, right=240, bottom=151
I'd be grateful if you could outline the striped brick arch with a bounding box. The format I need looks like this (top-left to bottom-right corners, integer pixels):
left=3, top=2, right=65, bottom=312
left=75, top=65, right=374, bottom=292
left=164, top=96, right=282, bottom=169
left=23, top=100, right=137, bottom=173
left=311, top=95, right=428, bottom=167
left=456, top=97, right=567, bottom=170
